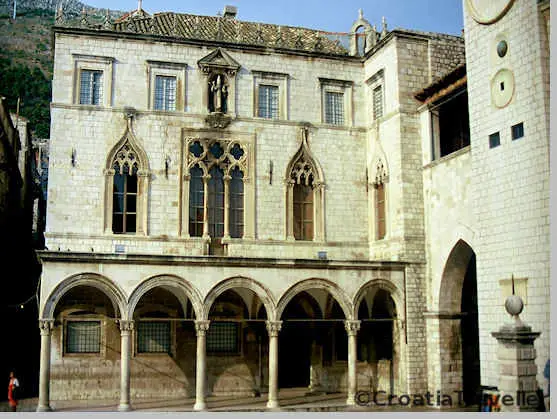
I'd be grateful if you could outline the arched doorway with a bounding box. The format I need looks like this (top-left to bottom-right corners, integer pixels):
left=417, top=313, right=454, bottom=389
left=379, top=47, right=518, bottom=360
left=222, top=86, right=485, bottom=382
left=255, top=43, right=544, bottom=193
left=279, top=289, right=347, bottom=391
left=439, top=240, right=480, bottom=405
left=206, top=288, right=268, bottom=396
left=356, top=287, right=401, bottom=396
left=50, top=285, right=122, bottom=401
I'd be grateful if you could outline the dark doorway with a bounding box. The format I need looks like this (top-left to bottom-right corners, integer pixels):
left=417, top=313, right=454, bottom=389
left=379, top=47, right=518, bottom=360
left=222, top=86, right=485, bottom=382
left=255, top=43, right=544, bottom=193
left=460, top=254, right=480, bottom=405
left=279, top=292, right=320, bottom=388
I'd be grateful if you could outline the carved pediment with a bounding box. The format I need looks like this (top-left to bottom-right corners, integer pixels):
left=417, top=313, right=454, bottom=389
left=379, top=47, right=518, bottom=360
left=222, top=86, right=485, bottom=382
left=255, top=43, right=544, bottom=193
left=198, top=48, right=241, bottom=75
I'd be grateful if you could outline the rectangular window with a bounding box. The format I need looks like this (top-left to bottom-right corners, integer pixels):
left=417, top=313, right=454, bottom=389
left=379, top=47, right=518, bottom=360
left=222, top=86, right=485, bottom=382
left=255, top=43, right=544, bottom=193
left=207, top=322, right=239, bottom=354
left=66, top=321, right=101, bottom=353
left=324, top=91, right=344, bottom=125
left=373, top=85, right=383, bottom=120
left=137, top=321, right=171, bottom=353
left=489, top=132, right=501, bottom=148
left=511, top=122, right=524, bottom=140
left=79, top=70, right=103, bottom=105
left=154, top=75, right=177, bottom=111
left=257, top=84, right=279, bottom=119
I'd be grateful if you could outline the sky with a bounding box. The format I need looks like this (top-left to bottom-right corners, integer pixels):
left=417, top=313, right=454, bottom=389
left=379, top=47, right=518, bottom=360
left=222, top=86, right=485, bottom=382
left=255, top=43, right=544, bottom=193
left=85, top=0, right=465, bottom=36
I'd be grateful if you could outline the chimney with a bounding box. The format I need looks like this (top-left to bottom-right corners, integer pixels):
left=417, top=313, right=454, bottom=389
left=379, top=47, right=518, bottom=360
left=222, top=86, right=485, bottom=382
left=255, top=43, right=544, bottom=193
left=223, top=5, right=237, bottom=19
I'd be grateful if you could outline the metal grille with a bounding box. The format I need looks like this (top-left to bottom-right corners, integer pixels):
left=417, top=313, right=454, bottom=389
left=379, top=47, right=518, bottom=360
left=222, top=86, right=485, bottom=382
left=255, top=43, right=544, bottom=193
left=208, top=166, right=225, bottom=238
left=324, top=91, right=344, bottom=125
left=137, top=321, right=171, bottom=353
left=79, top=70, right=103, bottom=105
left=189, top=165, right=204, bottom=237
left=154, top=75, right=177, bottom=111
left=257, top=85, right=279, bottom=119
left=373, top=85, right=383, bottom=120
left=66, top=321, right=101, bottom=353
left=207, top=322, right=239, bottom=354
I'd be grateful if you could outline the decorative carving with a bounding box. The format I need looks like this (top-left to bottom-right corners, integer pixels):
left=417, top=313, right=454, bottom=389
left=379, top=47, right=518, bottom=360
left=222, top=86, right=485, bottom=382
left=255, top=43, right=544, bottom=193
left=55, top=6, right=64, bottom=25
left=80, top=7, right=88, bottom=27
left=195, top=320, right=211, bottom=337
left=102, top=10, right=112, bottom=30
left=39, top=319, right=54, bottom=335
left=287, top=125, right=323, bottom=188
left=266, top=321, right=282, bottom=337
left=344, top=320, right=361, bottom=336
left=205, top=112, right=232, bottom=129
left=185, top=138, right=248, bottom=177
left=375, top=159, right=388, bottom=184
left=118, top=320, right=135, bottom=332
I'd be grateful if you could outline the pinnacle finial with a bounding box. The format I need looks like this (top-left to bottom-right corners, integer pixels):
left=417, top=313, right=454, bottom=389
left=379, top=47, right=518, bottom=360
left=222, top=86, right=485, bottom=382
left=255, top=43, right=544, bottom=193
left=358, top=9, right=364, bottom=19
left=138, top=0, right=143, bottom=12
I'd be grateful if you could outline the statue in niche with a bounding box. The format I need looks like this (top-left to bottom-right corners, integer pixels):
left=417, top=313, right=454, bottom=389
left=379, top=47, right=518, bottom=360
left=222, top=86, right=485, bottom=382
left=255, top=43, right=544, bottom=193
left=208, top=74, right=228, bottom=113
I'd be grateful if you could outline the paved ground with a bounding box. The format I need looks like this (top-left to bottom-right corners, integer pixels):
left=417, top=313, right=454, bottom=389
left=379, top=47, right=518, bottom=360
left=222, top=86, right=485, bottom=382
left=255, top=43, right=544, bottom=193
left=0, top=389, right=480, bottom=412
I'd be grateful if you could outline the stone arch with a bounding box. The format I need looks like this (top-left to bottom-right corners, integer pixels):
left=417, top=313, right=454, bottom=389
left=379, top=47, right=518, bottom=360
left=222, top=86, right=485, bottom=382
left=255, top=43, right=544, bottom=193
left=127, top=274, right=203, bottom=320
left=349, top=9, right=374, bottom=56
left=203, top=276, right=276, bottom=321
left=439, top=239, right=475, bottom=313
left=276, top=278, right=352, bottom=320
left=41, top=272, right=127, bottom=320
left=352, top=279, right=403, bottom=320
left=105, top=115, right=149, bottom=173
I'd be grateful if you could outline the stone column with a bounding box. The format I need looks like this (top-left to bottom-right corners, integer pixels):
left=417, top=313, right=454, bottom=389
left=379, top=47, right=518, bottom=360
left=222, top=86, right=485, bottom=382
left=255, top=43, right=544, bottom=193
left=491, top=295, right=541, bottom=412
left=266, top=321, right=282, bottom=409
left=37, top=319, right=54, bottom=412
left=345, top=320, right=361, bottom=406
left=194, top=320, right=210, bottom=411
left=118, top=320, right=134, bottom=411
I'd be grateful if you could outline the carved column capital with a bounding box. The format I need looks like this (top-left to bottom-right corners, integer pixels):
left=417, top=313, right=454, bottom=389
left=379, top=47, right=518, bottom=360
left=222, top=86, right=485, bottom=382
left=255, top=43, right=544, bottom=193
left=266, top=321, right=283, bottom=337
left=39, top=319, right=54, bottom=335
left=344, top=320, right=361, bottom=336
left=195, top=320, right=211, bottom=337
left=118, top=320, right=135, bottom=333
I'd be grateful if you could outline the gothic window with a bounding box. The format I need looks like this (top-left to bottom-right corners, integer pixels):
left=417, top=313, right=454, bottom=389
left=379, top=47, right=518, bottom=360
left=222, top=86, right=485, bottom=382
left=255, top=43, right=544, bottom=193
left=112, top=156, right=138, bottom=234
left=185, top=139, right=249, bottom=241
left=188, top=165, right=204, bottom=237
left=285, top=127, right=325, bottom=241
left=373, top=159, right=388, bottom=240
left=104, top=115, right=150, bottom=236
left=229, top=167, right=244, bottom=239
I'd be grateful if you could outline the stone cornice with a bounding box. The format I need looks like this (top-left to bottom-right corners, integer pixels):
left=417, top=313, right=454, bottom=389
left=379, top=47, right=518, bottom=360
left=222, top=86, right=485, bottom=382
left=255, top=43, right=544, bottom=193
left=37, top=250, right=408, bottom=271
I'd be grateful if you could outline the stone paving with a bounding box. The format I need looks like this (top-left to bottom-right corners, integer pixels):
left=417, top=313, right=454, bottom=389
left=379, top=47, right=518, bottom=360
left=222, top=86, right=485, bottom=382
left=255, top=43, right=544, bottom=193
left=1, top=389, right=479, bottom=412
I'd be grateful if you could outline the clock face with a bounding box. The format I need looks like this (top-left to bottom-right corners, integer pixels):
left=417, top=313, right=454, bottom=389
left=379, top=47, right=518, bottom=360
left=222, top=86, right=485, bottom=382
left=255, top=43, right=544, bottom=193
left=466, top=0, right=515, bottom=24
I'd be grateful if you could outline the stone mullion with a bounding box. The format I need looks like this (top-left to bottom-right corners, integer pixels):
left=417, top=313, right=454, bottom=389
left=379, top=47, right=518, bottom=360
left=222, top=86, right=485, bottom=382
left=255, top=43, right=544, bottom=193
left=286, top=180, right=295, bottom=241
left=202, top=175, right=210, bottom=239
left=223, top=174, right=231, bottom=239
left=137, top=171, right=149, bottom=236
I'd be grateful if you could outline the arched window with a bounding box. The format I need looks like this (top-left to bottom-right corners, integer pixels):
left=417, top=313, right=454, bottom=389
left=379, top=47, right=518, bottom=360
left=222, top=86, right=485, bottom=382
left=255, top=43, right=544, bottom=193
left=188, top=165, right=204, bottom=237
left=104, top=114, right=150, bottom=235
left=229, top=167, right=244, bottom=239
left=373, top=159, right=388, bottom=240
left=112, top=161, right=138, bottom=234
left=285, top=127, right=325, bottom=241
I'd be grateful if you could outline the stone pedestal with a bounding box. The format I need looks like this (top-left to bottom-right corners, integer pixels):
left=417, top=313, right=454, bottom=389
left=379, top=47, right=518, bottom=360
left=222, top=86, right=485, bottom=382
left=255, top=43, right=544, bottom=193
left=492, top=319, right=541, bottom=411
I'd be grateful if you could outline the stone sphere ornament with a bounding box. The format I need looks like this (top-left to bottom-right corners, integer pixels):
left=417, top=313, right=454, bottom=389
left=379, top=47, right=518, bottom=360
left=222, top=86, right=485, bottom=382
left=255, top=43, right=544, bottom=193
left=505, top=294, right=524, bottom=316
left=497, top=40, right=508, bottom=57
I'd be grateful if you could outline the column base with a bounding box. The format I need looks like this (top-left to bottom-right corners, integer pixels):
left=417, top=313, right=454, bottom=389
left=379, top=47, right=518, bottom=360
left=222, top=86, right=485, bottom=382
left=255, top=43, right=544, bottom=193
left=193, top=401, right=207, bottom=411
left=118, top=403, right=132, bottom=412
left=266, top=400, right=280, bottom=409
left=36, top=405, right=52, bottom=412
left=346, top=395, right=356, bottom=406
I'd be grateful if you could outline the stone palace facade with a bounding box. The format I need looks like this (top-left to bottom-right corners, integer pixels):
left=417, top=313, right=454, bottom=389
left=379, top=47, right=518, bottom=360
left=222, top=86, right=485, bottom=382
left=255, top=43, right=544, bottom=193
left=36, top=0, right=550, bottom=411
